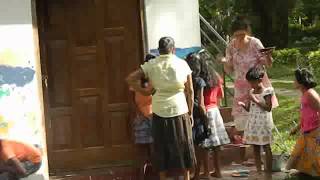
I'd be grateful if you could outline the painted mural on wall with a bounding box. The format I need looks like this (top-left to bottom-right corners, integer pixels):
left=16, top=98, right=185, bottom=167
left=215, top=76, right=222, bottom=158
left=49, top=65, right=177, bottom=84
left=0, top=26, right=44, bottom=179
left=0, top=50, right=39, bottom=143
left=150, top=47, right=202, bottom=59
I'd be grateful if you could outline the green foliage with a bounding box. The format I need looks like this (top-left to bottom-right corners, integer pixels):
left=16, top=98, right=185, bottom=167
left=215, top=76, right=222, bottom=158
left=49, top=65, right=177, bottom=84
left=268, top=64, right=296, bottom=80
left=306, top=50, right=320, bottom=79
left=272, top=48, right=302, bottom=65
left=272, top=94, right=300, bottom=155
left=289, top=0, right=320, bottom=26
left=272, top=131, right=296, bottom=154
left=289, top=24, right=320, bottom=45
left=199, top=0, right=236, bottom=38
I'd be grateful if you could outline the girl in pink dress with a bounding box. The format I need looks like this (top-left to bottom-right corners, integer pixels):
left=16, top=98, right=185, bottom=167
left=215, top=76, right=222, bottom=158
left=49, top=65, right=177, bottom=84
left=286, top=68, right=320, bottom=177
left=221, top=16, right=278, bottom=132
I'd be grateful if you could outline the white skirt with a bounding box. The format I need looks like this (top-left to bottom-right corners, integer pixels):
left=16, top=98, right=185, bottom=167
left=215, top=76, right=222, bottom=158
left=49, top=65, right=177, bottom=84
left=201, top=107, right=230, bottom=149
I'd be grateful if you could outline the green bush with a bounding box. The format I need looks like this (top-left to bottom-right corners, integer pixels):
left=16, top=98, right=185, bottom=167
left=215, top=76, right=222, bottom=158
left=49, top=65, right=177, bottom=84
left=289, top=23, right=320, bottom=42
left=307, top=50, right=320, bottom=79
left=272, top=48, right=302, bottom=65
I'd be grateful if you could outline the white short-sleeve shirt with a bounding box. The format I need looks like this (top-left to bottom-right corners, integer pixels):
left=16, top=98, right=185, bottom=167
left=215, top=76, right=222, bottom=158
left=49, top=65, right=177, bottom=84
left=141, top=54, right=192, bottom=117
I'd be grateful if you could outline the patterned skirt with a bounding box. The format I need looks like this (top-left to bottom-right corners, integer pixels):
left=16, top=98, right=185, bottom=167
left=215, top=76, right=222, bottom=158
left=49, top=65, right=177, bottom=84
left=287, top=128, right=320, bottom=176
left=152, top=113, right=196, bottom=171
left=244, top=112, right=273, bottom=145
left=133, top=114, right=153, bottom=144
left=201, top=107, right=230, bottom=149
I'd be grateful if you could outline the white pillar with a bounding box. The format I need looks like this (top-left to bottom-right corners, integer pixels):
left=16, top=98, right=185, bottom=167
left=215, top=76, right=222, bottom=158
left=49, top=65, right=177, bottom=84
left=0, top=0, right=48, bottom=179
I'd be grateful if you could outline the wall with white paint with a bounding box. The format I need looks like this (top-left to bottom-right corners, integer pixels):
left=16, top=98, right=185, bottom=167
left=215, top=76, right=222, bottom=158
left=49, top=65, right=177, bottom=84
left=144, top=0, right=201, bottom=57
left=0, top=0, right=48, bottom=179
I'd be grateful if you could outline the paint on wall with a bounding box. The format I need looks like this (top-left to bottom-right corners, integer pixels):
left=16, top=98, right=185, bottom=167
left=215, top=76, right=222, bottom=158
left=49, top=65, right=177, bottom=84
left=0, top=0, right=47, bottom=179
left=150, top=47, right=202, bottom=59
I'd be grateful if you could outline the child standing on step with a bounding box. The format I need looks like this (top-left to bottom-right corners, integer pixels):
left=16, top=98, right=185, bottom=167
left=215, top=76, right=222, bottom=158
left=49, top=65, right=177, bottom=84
left=185, top=52, right=210, bottom=180
left=238, top=66, right=274, bottom=175
left=200, top=56, right=230, bottom=178
left=286, top=68, right=320, bottom=177
left=131, top=54, right=156, bottom=180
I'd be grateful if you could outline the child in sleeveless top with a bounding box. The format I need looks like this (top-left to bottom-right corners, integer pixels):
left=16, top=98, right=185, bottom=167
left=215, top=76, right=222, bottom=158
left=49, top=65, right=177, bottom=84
left=200, top=56, right=230, bottom=178
left=131, top=54, right=156, bottom=180
left=238, top=66, right=274, bottom=175
left=286, top=68, right=320, bottom=177
left=186, top=51, right=231, bottom=179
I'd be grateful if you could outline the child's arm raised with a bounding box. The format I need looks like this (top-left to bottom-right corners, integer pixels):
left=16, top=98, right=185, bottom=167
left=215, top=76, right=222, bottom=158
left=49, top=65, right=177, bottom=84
left=257, top=94, right=272, bottom=112
left=126, top=68, right=152, bottom=96
left=238, top=101, right=250, bottom=112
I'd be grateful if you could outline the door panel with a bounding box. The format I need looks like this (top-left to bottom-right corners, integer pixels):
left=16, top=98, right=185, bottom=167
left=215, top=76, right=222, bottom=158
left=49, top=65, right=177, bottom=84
left=38, top=0, right=143, bottom=171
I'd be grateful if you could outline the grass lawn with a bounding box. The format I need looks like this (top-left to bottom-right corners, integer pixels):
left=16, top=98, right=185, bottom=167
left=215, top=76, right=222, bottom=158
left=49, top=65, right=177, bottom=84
left=268, top=64, right=296, bottom=80
left=271, top=94, right=299, bottom=154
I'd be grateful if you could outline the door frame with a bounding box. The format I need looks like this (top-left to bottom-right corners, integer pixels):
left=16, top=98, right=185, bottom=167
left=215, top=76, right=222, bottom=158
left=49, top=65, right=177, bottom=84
left=34, top=0, right=147, bottom=173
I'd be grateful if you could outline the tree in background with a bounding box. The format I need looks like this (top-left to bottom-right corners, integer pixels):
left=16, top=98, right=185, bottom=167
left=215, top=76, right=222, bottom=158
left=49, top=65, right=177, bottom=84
left=199, top=0, right=299, bottom=48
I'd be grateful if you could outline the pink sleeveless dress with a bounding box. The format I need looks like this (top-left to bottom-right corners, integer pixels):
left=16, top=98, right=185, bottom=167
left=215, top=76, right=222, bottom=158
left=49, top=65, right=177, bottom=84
left=300, top=90, right=320, bottom=133
left=287, top=89, right=320, bottom=176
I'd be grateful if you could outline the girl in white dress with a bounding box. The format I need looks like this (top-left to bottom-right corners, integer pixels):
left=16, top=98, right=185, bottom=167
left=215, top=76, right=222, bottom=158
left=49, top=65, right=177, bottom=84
left=238, top=66, right=274, bottom=175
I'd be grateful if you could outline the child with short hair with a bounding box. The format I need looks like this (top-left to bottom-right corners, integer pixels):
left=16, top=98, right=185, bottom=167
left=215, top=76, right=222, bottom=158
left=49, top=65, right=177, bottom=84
left=286, top=68, right=320, bottom=177
left=238, top=66, right=274, bottom=174
left=131, top=53, right=156, bottom=180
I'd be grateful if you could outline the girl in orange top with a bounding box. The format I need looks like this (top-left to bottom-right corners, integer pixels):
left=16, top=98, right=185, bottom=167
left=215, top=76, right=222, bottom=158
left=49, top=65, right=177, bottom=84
left=131, top=54, right=155, bottom=180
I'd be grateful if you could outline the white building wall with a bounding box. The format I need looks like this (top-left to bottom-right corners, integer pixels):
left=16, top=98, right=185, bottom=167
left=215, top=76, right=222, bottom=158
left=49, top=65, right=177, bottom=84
left=145, top=0, right=201, bottom=57
left=0, top=1, right=48, bottom=179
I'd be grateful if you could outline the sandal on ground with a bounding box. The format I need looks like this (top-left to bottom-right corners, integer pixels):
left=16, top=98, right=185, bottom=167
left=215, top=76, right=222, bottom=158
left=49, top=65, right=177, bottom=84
left=231, top=172, right=249, bottom=177
left=231, top=170, right=250, bottom=177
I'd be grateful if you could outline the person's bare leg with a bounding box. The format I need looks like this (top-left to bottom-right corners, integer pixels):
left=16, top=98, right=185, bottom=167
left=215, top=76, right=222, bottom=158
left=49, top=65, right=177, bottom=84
left=263, top=145, right=272, bottom=174
left=159, top=171, right=166, bottom=180
left=253, top=145, right=262, bottom=173
left=203, top=150, right=210, bottom=176
left=193, top=147, right=202, bottom=180
left=211, top=147, right=222, bottom=178
left=184, top=169, right=190, bottom=180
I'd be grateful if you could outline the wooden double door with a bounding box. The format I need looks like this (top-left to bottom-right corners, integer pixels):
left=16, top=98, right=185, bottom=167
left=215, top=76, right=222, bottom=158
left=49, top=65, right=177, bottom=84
left=37, top=0, right=143, bottom=172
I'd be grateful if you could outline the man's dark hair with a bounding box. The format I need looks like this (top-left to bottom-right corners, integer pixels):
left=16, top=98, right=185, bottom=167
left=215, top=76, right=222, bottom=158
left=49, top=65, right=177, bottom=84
left=158, top=37, right=175, bottom=54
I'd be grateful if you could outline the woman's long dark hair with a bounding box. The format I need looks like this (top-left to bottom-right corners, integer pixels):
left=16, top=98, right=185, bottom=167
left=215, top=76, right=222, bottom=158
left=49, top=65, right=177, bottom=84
left=200, top=60, right=221, bottom=89
left=186, top=52, right=201, bottom=78
left=186, top=51, right=221, bottom=90
left=197, top=50, right=221, bottom=89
